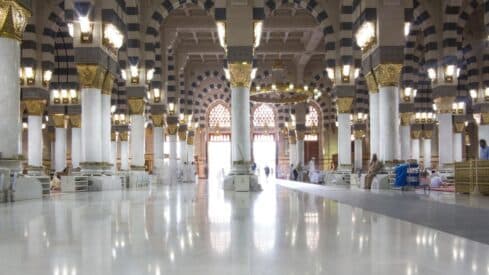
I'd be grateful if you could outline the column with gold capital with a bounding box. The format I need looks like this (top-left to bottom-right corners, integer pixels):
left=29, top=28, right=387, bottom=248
left=77, top=64, right=106, bottom=167
left=119, top=131, right=129, bottom=171
left=453, top=120, right=465, bottom=162
left=435, top=96, right=455, bottom=168
left=228, top=62, right=253, bottom=175
left=0, top=1, right=30, bottom=162
left=295, top=125, right=306, bottom=168
left=288, top=130, right=297, bottom=166
left=152, top=114, right=165, bottom=160
left=411, top=125, right=422, bottom=161
left=336, top=97, right=354, bottom=168
left=166, top=116, right=179, bottom=182
left=178, top=123, right=188, bottom=166
left=400, top=112, right=413, bottom=161
left=24, top=99, right=44, bottom=169
left=423, top=127, right=434, bottom=168
left=128, top=97, right=145, bottom=170
left=69, top=114, right=82, bottom=169
left=101, top=73, right=115, bottom=166
left=52, top=114, right=67, bottom=172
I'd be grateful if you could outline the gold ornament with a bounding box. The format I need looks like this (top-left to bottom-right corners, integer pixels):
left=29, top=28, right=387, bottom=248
left=434, top=97, right=455, bottom=114
left=102, top=73, right=115, bottom=95
left=336, top=97, right=354, bottom=113
left=353, top=130, right=365, bottom=139
left=454, top=122, right=465, bottom=133
left=178, top=128, right=187, bottom=141
left=23, top=99, right=44, bottom=116
left=167, top=123, right=178, bottom=136
left=127, top=97, right=145, bottom=115
left=423, top=130, right=433, bottom=139
left=0, top=0, right=30, bottom=41
left=296, top=130, right=305, bottom=141
left=69, top=114, right=81, bottom=128
left=400, top=112, right=412, bottom=126
left=187, top=135, right=194, bottom=145
left=411, top=129, right=422, bottom=139
left=111, top=131, right=116, bottom=141
left=288, top=133, right=297, bottom=144
left=481, top=113, right=489, bottom=125
left=119, top=131, right=129, bottom=141
left=152, top=114, right=164, bottom=127
left=374, top=64, right=402, bottom=87
left=52, top=114, right=65, bottom=128
left=228, top=62, right=252, bottom=88
left=365, top=72, right=379, bottom=93
left=76, top=64, right=106, bottom=89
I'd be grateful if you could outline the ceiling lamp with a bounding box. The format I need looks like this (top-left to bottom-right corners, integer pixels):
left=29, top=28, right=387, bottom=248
left=254, top=21, right=263, bottom=48
left=250, top=60, right=315, bottom=104
left=216, top=21, right=226, bottom=49
left=355, top=21, right=376, bottom=52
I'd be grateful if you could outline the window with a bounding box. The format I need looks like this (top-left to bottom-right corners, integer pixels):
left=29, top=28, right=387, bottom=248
left=306, top=105, right=319, bottom=128
left=253, top=104, right=275, bottom=127
left=209, top=103, right=231, bottom=128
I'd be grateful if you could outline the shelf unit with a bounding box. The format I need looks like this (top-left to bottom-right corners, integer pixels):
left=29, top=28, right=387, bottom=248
left=61, top=176, right=89, bottom=192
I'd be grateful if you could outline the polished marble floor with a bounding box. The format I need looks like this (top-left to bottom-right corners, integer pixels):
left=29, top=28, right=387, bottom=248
left=1, top=180, right=489, bottom=275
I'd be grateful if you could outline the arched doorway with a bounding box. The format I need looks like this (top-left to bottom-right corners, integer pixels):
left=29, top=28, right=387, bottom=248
left=305, top=104, right=321, bottom=169
left=252, top=104, right=277, bottom=178
left=207, top=102, right=232, bottom=181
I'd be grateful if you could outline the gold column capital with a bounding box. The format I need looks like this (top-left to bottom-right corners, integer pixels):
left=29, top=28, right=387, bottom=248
left=0, top=0, right=31, bottom=41
left=52, top=114, right=65, bottom=128
left=167, top=123, right=178, bottom=136
left=353, top=129, right=365, bottom=139
left=336, top=97, right=354, bottom=113
left=411, top=129, right=422, bottom=139
left=178, top=126, right=187, bottom=141
left=119, top=131, right=128, bottom=141
left=454, top=121, right=465, bottom=133
left=296, top=130, right=305, bottom=141
left=423, top=130, right=433, bottom=139
left=365, top=72, right=379, bottom=94
left=187, top=135, right=194, bottom=145
left=69, top=114, right=81, bottom=128
left=288, top=132, right=297, bottom=144
left=400, top=112, right=412, bottom=126
left=374, top=64, right=402, bottom=88
left=111, top=131, right=117, bottom=141
left=76, top=64, right=107, bottom=89
left=152, top=114, right=164, bottom=127
left=434, top=96, right=455, bottom=114
left=481, top=113, right=489, bottom=125
left=127, top=97, right=145, bottom=115
left=102, top=72, right=115, bottom=95
left=228, top=62, right=252, bottom=88
left=23, top=99, right=45, bottom=116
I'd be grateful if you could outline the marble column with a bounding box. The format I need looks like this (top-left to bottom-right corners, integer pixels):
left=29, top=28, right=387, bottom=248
left=438, top=113, right=454, bottom=168
left=178, top=125, right=188, bottom=165
left=336, top=97, right=353, bottom=169
left=24, top=100, right=45, bottom=168
left=400, top=113, right=412, bottom=161
left=0, top=2, right=30, bottom=162
left=101, top=91, right=112, bottom=166
left=111, top=131, right=117, bottom=171
left=166, top=117, right=179, bottom=182
left=120, top=131, right=129, bottom=171
left=288, top=131, right=297, bottom=166
left=354, top=137, right=363, bottom=172
left=152, top=115, right=164, bottom=160
left=423, top=130, right=433, bottom=169
left=128, top=98, right=145, bottom=170
left=70, top=115, right=82, bottom=169
left=77, top=65, right=106, bottom=167
left=186, top=132, right=195, bottom=182
left=230, top=86, right=251, bottom=174
left=411, top=129, right=422, bottom=161
left=296, top=130, right=305, bottom=167
left=369, top=92, right=379, bottom=158
left=453, top=122, right=464, bottom=163
left=53, top=115, right=66, bottom=172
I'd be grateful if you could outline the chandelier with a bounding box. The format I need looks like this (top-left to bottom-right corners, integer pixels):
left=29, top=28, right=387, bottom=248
left=250, top=61, right=318, bottom=104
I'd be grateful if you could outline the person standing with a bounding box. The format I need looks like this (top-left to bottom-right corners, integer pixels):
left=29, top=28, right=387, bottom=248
left=480, top=139, right=489, bottom=160
left=365, top=154, right=382, bottom=189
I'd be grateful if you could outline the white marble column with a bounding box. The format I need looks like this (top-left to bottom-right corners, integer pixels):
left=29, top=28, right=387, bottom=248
left=178, top=130, right=187, bottom=164
left=412, top=139, right=420, bottom=161
left=71, top=127, right=81, bottom=169
left=27, top=116, right=42, bottom=167
left=120, top=133, right=129, bottom=171
left=400, top=123, right=411, bottom=161
left=101, top=93, right=112, bottom=165
left=230, top=86, right=252, bottom=173
left=296, top=137, right=305, bottom=167
left=111, top=132, right=117, bottom=171
left=379, top=86, right=399, bottom=161
left=129, top=115, right=145, bottom=168
left=354, top=138, right=363, bottom=171
left=169, top=134, right=178, bottom=181
left=0, top=38, right=21, bottom=159
left=337, top=113, right=352, bottom=167
left=423, top=138, right=432, bottom=169
left=289, top=138, right=297, bottom=166
left=454, top=132, right=463, bottom=162
left=153, top=126, right=164, bottom=160
left=81, top=88, right=102, bottom=163
left=369, top=92, right=379, bottom=158
left=55, top=127, right=67, bottom=172
left=438, top=113, right=454, bottom=168
left=478, top=124, right=489, bottom=148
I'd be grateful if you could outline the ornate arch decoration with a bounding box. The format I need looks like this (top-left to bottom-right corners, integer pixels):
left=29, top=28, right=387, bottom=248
left=206, top=100, right=231, bottom=131
left=252, top=103, right=277, bottom=129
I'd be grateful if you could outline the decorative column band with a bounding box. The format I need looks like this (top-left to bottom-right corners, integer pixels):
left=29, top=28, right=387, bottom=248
left=374, top=64, right=402, bottom=87
left=52, top=114, right=65, bottom=128
left=69, top=114, right=81, bottom=128
left=152, top=114, right=164, bottom=127
left=0, top=0, right=31, bottom=41
left=23, top=99, right=45, bottom=116
left=454, top=122, right=465, bottom=133
left=166, top=116, right=178, bottom=136
left=178, top=126, right=187, bottom=141
left=111, top=131, right=116, bottom=141
left=353, top=130, right=365, bottom=139
left=481, top=113, right=489, bottom=125
left=400, top=112, right=412, bottom=126
left=228, top=62, right=252, bottom=88
left=434, top=97, right=455, bottom=113
left=288, top=130, right=297, bottom=144
left=296, top=131, right=305, bottom=141
left=102, top=73, right=115, bottom=95
left=76, top=64, right=107, bottom=89
left=127, top=98, right=145, bottom=115
left=365, top=73, right=379, bottom=94
left=336, top=97, right=354, bottom=113
left=119, top=131, right=128, bottom=141
left=423, top=130, right=433, bottom=139
left=187, top=135, right=194, bottom=145
left=411, top=129, right=422, bottom=139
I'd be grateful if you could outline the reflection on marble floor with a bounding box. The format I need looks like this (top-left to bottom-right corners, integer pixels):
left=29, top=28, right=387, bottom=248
left=0, top=180, right=489, bottom=275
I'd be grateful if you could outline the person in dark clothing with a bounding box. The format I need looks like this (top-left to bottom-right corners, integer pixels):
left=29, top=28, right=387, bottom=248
left=264, top=166, right=270, bottom=178
left=293, top=166, right=299, bottom=181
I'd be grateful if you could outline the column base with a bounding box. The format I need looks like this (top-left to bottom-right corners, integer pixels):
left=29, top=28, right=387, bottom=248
left=0, top=159, right=22, bottom=172
left=80, top=162, right=113, bottom=175
left=223, top=173, right=261, bottom=192
left=26, top=166, right=44, bottom=176
left=129, top=170, right=149, bottom=188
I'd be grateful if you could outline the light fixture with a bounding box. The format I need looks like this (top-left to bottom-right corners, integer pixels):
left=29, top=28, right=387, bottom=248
left=24, top=67, right=34, bottom=85
left=19, top=68, right=23, bottom=85
left=67, top=23, right=74, bottom=37
left=42, top=123, right=46, bottom=129
left=445, top=65, right=455, bottom=82
left=354, top=68, right=360, bottom=79
left=52, top=89, right=60, bottom=104
left=178, top=113, right=185, bottom=123
left=484, top=87, right=489, bottom=101
left=153, top=88, right=161, bottom=103
left=452, top=102, right=465, bottom=115
left=224, top=68, right=230, bottom=80
left=168, top=102, right=175, bottom=115
left=103, top=23, right=124, bottom=52
left=43, top=70, right=52, bottom=87
left=251, top=68, right=257, bottom=80
left=432, top=103, right=437, bottom=112
left=61, top=89, right=69, bottom=104
left=326, top=67, right=334, bottom=81
left=403, top=87, right=413, bottom=102
left=355, top=21, right=376, bottom=51
left=78, top=16, right=93, bottom=42
left=470, top=89, right=478, bottom=100
left=254, top=21, right=263, bottom=48
left=111, top=105, right=117, bottom=114
left=69, top=89, right=78, bottom=104
left=404, top=22, right=411, bottom=37
left=427, top=68, right=436, bottom=81
left=216, top=21, right=226, bottom=49
left=121, top=70, right=127, bottom=81
left=129, top=65, right=139, bottom=84
left=413, top=89, right=418, bottom=98
left=342, top=65, right=351, bottom=83
left=146, top=68, right=155, bottom=83
left=22, top=122, right=28, bottom=129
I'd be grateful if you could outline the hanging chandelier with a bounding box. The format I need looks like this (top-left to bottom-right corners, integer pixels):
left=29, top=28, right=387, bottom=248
left=250, top=60, right=319, bottom=104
